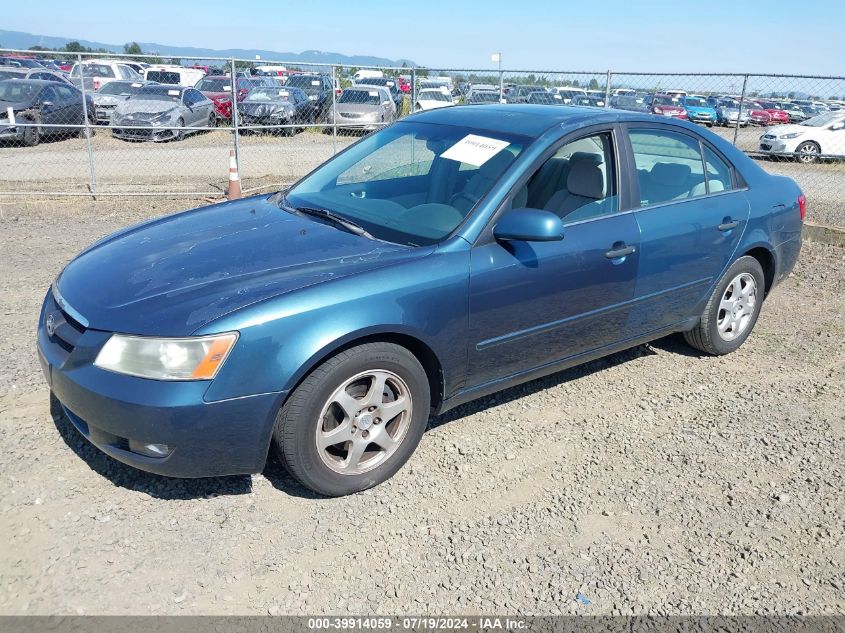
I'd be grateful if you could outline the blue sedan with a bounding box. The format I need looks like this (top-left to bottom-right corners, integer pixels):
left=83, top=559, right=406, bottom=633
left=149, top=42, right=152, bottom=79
left=38, top=105, right=804, bottom=496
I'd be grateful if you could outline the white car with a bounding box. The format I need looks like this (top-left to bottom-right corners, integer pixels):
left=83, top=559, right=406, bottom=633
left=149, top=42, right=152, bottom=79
left=758, top=111, right=845, bottom=163
left=415, top=88, right=454, bottom=111
left=551, top=87, right=586, bottom=104
left=69, top=59, right=142, bottom=91
left=144, top=66, right=206, bottom=87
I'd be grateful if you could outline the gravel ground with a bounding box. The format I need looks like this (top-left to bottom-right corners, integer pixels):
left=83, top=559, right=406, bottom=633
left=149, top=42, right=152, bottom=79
left=0, top=199, right=843, bottom=616
left=1, top=123, right=843, bottom=227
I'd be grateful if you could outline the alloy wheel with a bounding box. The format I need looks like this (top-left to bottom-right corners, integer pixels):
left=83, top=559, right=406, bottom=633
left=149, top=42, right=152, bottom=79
left=315, top=369, right=412, bottom=475
left=797, top=142, right=820, bottom=163
left=717, top=273, right=758, bottom=341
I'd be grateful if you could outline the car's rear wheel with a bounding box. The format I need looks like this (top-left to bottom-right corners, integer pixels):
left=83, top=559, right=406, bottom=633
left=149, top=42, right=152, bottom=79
left=274, top=342, right=431, bottom=497
left=796, top=141, right=820, bottom=164
left=683, top=256, right=765, bottom=355
left=175, top=117, right=185, bottom=141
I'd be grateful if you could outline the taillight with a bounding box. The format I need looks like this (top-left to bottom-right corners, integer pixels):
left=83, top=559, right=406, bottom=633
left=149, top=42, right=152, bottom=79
left=798, top=194, right=806, bottom=221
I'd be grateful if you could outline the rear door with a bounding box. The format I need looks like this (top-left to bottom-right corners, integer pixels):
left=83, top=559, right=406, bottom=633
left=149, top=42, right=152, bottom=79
left=622, top=125, right=751, bottom=334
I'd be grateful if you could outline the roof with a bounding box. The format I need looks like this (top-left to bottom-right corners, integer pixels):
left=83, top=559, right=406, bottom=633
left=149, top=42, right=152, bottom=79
left=407, top=104, right=629, bottom=138
left=0, top=78, right=58, bottom=87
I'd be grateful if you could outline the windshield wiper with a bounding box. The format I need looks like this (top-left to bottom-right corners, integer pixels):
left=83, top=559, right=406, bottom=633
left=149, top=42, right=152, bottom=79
left=279, top=198, right=376, bottom=240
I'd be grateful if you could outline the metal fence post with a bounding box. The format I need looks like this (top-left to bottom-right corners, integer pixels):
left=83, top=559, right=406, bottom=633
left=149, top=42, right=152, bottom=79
left=499, top=69, right=504, bottom=103
left=733, top=74, right=749, bottom=146
left=230, top=58, right=241, bottom=168
left=604, top=69, right=612, bottom=108
left=77, top=53, right=97, bottom=197
left=411, top=67, right=416, bottom=113
left=331, top=65, right=337, bottom=154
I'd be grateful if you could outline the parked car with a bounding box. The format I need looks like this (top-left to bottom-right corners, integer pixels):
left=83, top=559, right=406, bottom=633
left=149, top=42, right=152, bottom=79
left=745, top=102, right=772, bottom=126
left=507, top=85, right=544, bottom=103
left=681, top=95, right=717, bottom=126
left=283, top=74, right=334, bottom=120
left=0, top=79, right=92, bottom=146
left=111, top=85, right=214, bottom=142
left=758, top=111, right=845, bottom=163
left=713, top=99, right=750, bottom=127
left=327, top=86, right=396, bottom=131
left=0, top=56, right=45, bottom=69
left=69, top=60, right=142, bottom=91
left=415, top=88, right=454, bottom=111
left=39, top=105, right=804, bottom=496
left=92, top=80, right=157, bottom=125
left=647, top=94, right=687, bottom=119
left=237, top=86, right=313, bottom=133
left=610, top=95, right=649, bottom=112
left=551, top=88, right=587, bottom=104
left=124, top=62, right=150, bottom=76
left=355, top=77, right=403, bottom=111
left=195, top=75, right=257, bottom=122
left=749, top=100, right=789, bottom=125
left=771, top=101, right=809, bottom=123
left=527, top=91, right=563, bottom=105
left=0, top=66, right=75, bottom=87
left=143, top=66, right=206, bottom=87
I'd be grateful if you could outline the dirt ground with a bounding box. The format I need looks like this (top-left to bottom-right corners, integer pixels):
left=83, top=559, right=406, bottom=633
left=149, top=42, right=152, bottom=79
left=0, top=198, right=843, bottom=616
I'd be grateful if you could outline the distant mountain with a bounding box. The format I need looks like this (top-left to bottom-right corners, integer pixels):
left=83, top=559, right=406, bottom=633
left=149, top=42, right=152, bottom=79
left=0, top=29, right=416, bottom=68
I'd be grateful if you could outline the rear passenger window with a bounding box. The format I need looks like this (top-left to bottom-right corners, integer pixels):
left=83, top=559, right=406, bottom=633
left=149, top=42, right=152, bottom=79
left=629, top=129, right=706, bottom=205
left=703, top=145, right=734, bottom=193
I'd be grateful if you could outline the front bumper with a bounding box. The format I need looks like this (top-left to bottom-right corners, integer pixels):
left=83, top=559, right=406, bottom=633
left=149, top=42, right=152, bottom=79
left=111, top=123, right=177, bottom=141
left=758, top=136, right=799, bottom=156
left=37, top=290, right=282, bottom=478
left=0, top=124, right=25, bottom=141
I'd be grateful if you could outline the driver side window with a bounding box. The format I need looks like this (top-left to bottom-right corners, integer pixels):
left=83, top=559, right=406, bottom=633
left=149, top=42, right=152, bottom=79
left=510, top=132, right=618, bottom=224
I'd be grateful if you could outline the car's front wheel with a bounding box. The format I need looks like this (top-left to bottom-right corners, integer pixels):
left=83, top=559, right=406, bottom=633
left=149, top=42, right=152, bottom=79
left=684, top=256, right=765, bottom=355
left=274, top=342, right=431, bottom=496
left=796, top=141, right=820, bottom=164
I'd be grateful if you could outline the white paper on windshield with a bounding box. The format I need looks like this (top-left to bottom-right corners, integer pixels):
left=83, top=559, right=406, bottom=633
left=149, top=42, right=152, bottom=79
left=368, top=90, right=379, bottom=97
left=131, top=82, right=142, bottom=88
left=441, top=134, right=510, bottom=167
left=7, top=107, right=15, bottom=125
left=311, top=80, right=320, bottom=86
left=223, top=85, right=232, bottom=91
left=386, top=81, right=395, bottom=87
left=167, top=89, right=180, bottom=96
left=554, top=94, right=562, bottom=99
left=279, top=90, right=289, bottom=97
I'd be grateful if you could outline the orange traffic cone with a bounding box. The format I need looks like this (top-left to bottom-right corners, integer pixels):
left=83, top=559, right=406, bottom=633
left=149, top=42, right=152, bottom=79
left=227, top=149, right=241, bottom=200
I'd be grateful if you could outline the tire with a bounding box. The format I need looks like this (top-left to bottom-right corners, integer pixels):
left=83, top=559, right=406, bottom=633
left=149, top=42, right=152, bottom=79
left=795, top=140, right=820, bottom=164
left=22, top=117, right=40, bottom=147
left=175, top=118, right=185, bottom=141
left=274, top=342, right=431, bottom=497
left=207, top=112, right=215, bottom=131
left=683, top=256, right=765, bottom=355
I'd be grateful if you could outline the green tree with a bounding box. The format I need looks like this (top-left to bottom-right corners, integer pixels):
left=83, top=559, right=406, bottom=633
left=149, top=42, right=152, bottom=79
left=588, top=78, right=599, bottom=90
left=124, top=42, right=143, bottom=55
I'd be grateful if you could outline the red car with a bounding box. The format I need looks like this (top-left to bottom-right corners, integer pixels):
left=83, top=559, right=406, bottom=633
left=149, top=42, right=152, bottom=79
left=648, top=94, right=688, bottom=119
left=397, top=77, right=411, bottom=93
left=743, top=101, right=773, bottom=126
left=752, top=100, right=790, bottom=125
left=195, top=75, right=255, bottom=121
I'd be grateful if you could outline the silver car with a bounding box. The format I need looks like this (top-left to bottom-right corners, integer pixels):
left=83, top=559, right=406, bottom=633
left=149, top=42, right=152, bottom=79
left=92, top=80, right=157, bottom=125
left=328, top=86, right=396, bottom=131
left=111, top=85, right=214, bottom=142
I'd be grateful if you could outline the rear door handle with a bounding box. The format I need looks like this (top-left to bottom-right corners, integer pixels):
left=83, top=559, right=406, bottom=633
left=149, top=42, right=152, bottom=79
left=605, top=244, right=636, bottom=259
left=718, top=220, right=739, bottom=231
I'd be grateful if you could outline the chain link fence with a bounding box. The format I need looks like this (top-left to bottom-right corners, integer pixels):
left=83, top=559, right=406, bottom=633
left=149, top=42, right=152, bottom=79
left=1, top=49, right=843, bottom=224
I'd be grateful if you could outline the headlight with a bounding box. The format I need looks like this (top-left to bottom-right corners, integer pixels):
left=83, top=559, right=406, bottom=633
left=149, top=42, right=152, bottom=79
left=94, top=332, right=238, bottom=380
left=779, top=132, right=801, bottom=139
left=150, top=111, right=173, bottom=124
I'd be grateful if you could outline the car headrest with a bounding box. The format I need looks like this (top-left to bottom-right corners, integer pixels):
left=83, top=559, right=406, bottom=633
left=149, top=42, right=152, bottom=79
left=566, top=161, right=604, bottom=199
left=569, top=151, right=603, bottom=165
left=650, top=162, right=692, bottom=186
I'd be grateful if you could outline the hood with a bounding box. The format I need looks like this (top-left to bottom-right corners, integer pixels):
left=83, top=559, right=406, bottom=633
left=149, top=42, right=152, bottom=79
left=115, top=99, right=180, bottom=116
left=239, top=101, right=293, bottom=115
left=763, top=123, right=807, bottom=136
left=202, top=91, right=232, bottom=101
left=336, top=103, right=381, bottom=115
left=93, top=94, right=125, bottom=106
left=55, top=196, right=422, bottom=336
left=686, top=105, right=716, bottom=115
left=0, top=100, right=35, bottom=112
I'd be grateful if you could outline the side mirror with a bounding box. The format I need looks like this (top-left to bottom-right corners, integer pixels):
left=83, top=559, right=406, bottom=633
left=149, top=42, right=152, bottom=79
left=382, top=100, right=391, bottom=106
left=493, top=209, right=565, bottom=242
left=832, top=121, right=845, bottom=131
left=41, top=100, right=53, bottom=107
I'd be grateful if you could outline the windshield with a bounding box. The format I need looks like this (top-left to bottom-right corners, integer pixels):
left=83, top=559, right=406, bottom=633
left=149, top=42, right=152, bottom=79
left=130, top=86, right=182, bottom=102
left=286, top=75, right=322, bottom=91
left=71, top=64, right=115, bottom=78
left=471, top=92, right=499, bottom=103
left=146, top=71, right=180, bottom=84
left=0, top=81, right=39, bottom=102
left=653, top=96, right=681, bottom=106
left=245, top=88, right=290, bottom=102
left=684, top=97, right=707, bottom=107
left=338, top=89, right=382, bottom=105
left=0, top=70, right=25, bottom=80
left=98, top=81, right=143, bottom=96
left=195, top=78, right=232, bottom=92
left=528, top=93, right=557, bottom=104
left=285, top=121, right=528, bottom=246
left=419, top=90, right=450, bottom=102
left=801, top=112, right=844, bottom=127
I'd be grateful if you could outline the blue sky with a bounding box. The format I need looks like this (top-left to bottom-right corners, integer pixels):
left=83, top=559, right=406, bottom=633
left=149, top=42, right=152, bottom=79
left=3, top=0, right=843, bottom=75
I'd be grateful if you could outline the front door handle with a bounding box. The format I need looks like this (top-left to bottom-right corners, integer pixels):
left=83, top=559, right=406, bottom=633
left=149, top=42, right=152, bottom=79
left=718, top=220, right=739, bottom=231
left=605, top=244, right=636, bottom=259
